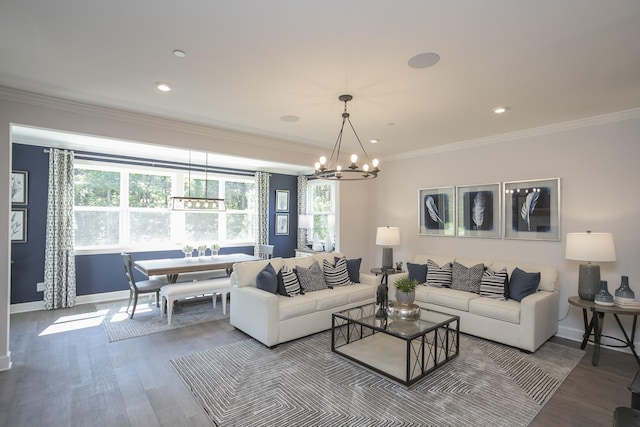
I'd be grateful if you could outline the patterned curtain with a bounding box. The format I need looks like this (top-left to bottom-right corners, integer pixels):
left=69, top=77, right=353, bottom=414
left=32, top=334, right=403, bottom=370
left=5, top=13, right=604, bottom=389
left=254, top=171, right=271, bottom=255
left=297, top=175, right=308, bottom=249
left=44, top=149, right=77, bottom=310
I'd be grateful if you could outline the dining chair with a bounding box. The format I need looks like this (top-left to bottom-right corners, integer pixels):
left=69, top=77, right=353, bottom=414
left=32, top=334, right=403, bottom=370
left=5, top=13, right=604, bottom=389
left=258, top=244, right=274, bottom=259
left=121, top=253, right=168, bottom=319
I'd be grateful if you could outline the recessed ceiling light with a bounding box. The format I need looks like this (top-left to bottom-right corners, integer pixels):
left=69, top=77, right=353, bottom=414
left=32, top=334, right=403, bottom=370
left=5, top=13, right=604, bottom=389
left=280, top=115, right=300, bottom=122
left=493, top=106, right=509, bottom=114
left=156, top=82, right=172, bottom=92
left=370, top=139, right=379, bottom=144
left=408, top=52, right=440, bottom=69
left=173, top=49, right=187, bottom=58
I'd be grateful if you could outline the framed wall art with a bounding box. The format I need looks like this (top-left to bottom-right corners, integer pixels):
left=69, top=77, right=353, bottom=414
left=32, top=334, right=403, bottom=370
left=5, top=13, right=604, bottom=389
left=504, top=177, right=560, bottom=241
left=10, top=208, right=27, bottom=243
left=276, top=190, right=289, bottom=212
left=11, top=170, right=28, bottom=205
left=275, top=213, right=289, bottom=235
left=456, top=183, right=501, bottom=238
left=419, top=187, right=455, bottom=236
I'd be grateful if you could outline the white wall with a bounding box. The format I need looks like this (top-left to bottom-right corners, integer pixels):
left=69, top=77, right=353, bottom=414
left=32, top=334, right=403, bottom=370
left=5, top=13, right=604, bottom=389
left=369, top=111, right=640, bottom=345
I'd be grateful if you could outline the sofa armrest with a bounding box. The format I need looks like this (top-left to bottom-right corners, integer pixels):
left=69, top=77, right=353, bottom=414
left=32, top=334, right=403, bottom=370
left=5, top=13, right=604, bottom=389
left=230, top=285, right=280, bottom=347
left=519, top=290, right=560, bottom=351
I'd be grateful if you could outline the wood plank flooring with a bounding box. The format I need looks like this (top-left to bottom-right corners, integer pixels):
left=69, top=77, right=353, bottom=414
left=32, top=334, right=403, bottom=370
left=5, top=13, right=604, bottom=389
left=0, top=301, right=638, bottom=426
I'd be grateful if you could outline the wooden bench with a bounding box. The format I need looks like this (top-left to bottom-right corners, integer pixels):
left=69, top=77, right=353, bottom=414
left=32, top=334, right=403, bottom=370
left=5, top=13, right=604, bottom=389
left=160, top=277, right=231, bottom=325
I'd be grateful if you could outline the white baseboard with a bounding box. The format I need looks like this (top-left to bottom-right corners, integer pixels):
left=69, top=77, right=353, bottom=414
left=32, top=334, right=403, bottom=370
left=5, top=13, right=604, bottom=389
left=10, top=290, right=130, bottom=314
left=0, top=352, right=12, bottom=371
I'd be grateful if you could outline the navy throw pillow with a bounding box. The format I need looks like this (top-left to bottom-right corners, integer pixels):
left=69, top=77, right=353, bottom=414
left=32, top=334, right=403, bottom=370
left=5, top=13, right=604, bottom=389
left=256, top=263, right=278, bottom=294
left=407, top=262, right=428, bottom=284
left=508, top=268, right=540, bottom=302
left=335, top=257, right=362, bottom=283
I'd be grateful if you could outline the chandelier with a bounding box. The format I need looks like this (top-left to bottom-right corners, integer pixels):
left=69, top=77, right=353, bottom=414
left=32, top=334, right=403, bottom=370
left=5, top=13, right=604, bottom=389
left=314, top=94, right=379, bottom=180
left=170, top=152, right=226, bottom=211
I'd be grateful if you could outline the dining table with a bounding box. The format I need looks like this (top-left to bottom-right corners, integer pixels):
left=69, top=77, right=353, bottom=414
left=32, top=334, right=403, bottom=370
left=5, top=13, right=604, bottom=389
left=133, top=253, right=260, bottom=283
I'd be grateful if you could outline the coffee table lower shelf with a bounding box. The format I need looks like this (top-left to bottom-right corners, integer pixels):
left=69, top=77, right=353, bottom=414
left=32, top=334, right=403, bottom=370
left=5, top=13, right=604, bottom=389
left=331, top=304, right=459, bottom=386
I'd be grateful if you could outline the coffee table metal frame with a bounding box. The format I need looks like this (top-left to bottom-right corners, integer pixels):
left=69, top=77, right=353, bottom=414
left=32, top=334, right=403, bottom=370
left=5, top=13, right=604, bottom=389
left=331, top=303, right=459, bottom=386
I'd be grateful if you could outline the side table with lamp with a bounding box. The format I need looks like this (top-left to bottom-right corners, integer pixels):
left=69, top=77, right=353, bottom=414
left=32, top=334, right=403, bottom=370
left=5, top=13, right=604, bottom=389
left=373, top=226, right=401, bottom=318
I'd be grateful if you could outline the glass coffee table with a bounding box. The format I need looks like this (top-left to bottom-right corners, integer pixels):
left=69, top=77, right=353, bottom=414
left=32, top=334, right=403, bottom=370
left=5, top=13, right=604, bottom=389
left=331, top=302, right=459, bottom=386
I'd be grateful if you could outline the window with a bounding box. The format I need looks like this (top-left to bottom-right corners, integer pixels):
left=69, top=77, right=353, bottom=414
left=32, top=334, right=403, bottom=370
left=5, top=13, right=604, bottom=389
left=306, top=180, right=336, bottom=241
left=73, top=160, right=255, bottom=252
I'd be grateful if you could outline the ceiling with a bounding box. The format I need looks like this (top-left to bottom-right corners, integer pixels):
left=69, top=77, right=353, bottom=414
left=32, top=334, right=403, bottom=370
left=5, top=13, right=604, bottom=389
left=2, top=1, right=640, bottom=165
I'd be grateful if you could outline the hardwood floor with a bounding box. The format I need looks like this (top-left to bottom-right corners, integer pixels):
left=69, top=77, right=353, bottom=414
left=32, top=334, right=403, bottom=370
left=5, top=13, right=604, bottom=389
left=0, top=301, right=638, bottom=426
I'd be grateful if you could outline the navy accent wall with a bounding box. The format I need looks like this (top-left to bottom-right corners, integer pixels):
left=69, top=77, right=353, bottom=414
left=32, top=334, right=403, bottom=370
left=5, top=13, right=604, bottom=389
left=10, top=142, right=295, bottom=304
left=269, top=174, right=298, bottom=258
left=10, top=144, right=49, bottom=304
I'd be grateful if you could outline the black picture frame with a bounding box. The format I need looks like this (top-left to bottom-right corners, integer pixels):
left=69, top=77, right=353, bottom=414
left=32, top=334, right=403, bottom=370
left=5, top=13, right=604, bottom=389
left=10, top=208, right=27, bottom=243
left=11, top=170, right=28, bottom=205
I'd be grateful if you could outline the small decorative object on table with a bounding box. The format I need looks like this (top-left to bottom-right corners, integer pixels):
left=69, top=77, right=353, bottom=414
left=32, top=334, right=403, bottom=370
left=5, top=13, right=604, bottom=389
left=615, top=276, right=635, bottom=300
left=594, top=280, right=614, bottom=306
left=387, top=302, right=421, bottom=320
left=183, top=245, right=194, bottom=259
left=197, top=244, right=207, bottom=259
left=394, top=276, right=418, bottom=304
left=396, top=261, right=403, bottom=272
left=375, top=282, right=388, bottom=319
left=210, top=242, right=220, bottom=256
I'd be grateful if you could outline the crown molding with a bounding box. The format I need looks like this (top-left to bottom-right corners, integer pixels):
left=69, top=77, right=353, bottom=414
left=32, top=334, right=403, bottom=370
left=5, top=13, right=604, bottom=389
left=387, top=107, right=640, bottom=161
left=0, top=85, right=318, bottom=156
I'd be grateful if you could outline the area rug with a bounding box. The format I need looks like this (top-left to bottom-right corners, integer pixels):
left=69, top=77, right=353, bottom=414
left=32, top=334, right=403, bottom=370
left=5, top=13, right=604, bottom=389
left=170, top=332, right=583, bottom=427
left=96, top=297, right=229, bottom=342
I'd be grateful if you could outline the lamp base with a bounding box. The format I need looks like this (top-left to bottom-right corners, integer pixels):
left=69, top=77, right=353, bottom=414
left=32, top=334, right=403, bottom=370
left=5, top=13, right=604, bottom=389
left=578, top=263, right=601, bottom=301
left=381, top=247, right=393, bottom=270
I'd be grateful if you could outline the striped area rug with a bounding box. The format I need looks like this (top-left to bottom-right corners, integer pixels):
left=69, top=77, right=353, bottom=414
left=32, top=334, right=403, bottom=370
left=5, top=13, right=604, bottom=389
left=97, top=296, right=229, bottom=342
left=171, top=331, right=583, bottom=427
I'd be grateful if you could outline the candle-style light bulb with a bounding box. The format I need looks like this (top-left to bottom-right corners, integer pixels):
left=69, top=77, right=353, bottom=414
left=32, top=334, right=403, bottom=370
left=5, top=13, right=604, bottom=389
left=372, top=158, right=379, bottom=168
left=350, top=154, right=358, bottom=163
left=319, top=156, right=327, bottom=165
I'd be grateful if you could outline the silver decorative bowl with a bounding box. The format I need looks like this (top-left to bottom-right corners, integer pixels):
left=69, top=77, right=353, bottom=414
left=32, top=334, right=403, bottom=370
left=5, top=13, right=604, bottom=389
left=387, top=302, right=421, bottom=320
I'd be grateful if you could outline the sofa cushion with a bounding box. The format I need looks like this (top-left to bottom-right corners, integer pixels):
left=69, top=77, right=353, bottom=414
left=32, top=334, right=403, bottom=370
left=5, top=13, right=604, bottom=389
left=279, top=295, right=318, bottom=320
left=451, top=262, right=484, bottom=293
left=426, top=259, right=452, bottom=288
left=234, top=257, right=283, bottom=288
left=426, top=287, right=479, bottom=311
left=295, top=261, right=327, bottom=293
left=469, top=297, right=521, bottom=324
left=490, top=261, right=558, bottom=292
left=407, top=262, right=428, bottom=284
left=347, top=283, right=375, bottom=304
left=256, top=262, right=278, bottom=294
left=316, top=288, right=351, bottom=310
left=323, top=258, right=351, bottom=287
left=335, top=257, right=362, bottom=283
left=479, top=267, right=509, bottom=300
left=509, top=268, right=540, bottom=302
left=278, top=265, right=301, bottom=297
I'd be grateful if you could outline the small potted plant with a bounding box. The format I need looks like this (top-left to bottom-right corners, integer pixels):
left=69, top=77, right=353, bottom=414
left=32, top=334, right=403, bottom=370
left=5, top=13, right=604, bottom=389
left=210, top=242, right=220, bottom=256
left=182, top=244, right=194, bottom=259
left=396, top=261, right=403, bottom=272
left=197, top=244, right=207, bottom=259
left=394, top=276, right=418, bottom=304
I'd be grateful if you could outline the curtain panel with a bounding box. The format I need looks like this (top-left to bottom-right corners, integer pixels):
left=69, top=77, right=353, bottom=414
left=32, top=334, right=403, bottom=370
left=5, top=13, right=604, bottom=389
left=44, top=149, right=77, bottom=310
left=297, top=175, right=308, bottom=249
left=254, top=171, right=271, bottom=255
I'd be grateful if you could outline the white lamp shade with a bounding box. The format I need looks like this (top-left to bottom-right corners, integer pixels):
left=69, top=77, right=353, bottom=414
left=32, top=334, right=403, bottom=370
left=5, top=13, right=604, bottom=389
left=565, top=232, right=616, bottom=262
left=298, top=215, right=313, bottom=228
left=376, top=226, right=400, bottom=246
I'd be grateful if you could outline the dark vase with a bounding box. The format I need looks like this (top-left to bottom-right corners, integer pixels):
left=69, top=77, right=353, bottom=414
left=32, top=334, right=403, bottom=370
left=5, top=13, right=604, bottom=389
left=615, top=276, right=635, bottom=300
left=594, top=280, right=614, bottom=306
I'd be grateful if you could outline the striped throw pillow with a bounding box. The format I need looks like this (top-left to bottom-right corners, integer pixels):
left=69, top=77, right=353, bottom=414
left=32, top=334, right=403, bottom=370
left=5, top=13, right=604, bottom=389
left=323, top=258, right=352, bottom=288
left=479, top=267, right=508, bottom=300
left=279, top=265, right=301, bottom=297
left=426, top=259, right=452, bottom=288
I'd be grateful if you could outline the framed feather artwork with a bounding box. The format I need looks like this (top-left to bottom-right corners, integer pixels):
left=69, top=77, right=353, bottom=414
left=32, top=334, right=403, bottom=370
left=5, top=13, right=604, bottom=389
left=456, top=183, right=501, bottom=238
left=504, top=178, right=560, bottom=241
left=419, top=187, right=455, bottom=236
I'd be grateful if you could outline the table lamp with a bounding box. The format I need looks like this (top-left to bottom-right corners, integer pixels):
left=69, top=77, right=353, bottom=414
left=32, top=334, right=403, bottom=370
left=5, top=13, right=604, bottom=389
left=298, top=215, right=313, bottom=249
left=376, top=226, right=400, bottom=270
left=565, top=231, right=616, bottom=301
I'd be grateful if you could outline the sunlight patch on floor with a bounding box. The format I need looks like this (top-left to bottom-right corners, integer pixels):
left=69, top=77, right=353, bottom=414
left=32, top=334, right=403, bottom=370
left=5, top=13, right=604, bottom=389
left=39, top=309, right=109, bottom=336
left=110, top=303, right=154, bottom=323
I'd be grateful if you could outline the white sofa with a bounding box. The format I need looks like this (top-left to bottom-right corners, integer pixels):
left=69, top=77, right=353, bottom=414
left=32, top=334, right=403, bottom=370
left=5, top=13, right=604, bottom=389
left=230, top=252, right=379, bottom=347
left=391, top=254, right=560, bottom=352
